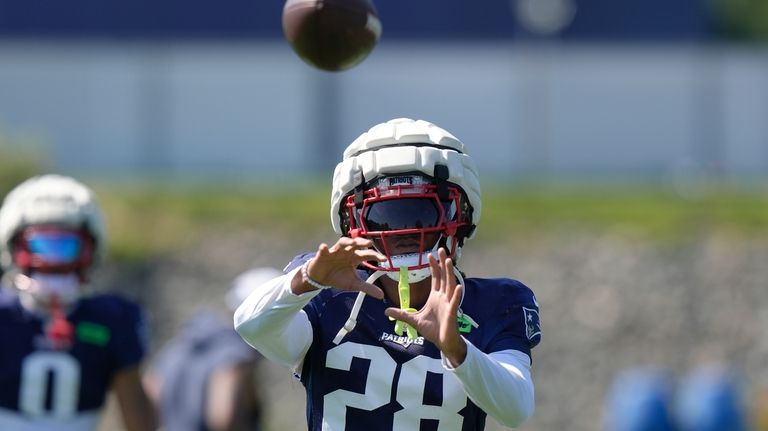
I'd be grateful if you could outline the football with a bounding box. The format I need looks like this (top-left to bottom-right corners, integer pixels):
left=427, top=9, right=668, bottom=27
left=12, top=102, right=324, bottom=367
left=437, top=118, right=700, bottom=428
left=282, top=0, right=382, bottom=72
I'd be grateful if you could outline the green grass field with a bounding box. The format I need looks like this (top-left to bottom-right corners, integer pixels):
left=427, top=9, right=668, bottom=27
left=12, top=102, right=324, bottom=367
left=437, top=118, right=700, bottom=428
left=88, top=179, right=768, bottom=261
left=3, top=148, right=767, bottom=262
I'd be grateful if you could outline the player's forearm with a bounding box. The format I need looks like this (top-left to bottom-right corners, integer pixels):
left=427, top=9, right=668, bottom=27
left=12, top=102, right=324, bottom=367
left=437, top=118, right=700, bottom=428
left=113, top=367, right=159, bottom=431
left=444, top=344, right=535, bottom=427
left=234, top=268, right=317, bottom=368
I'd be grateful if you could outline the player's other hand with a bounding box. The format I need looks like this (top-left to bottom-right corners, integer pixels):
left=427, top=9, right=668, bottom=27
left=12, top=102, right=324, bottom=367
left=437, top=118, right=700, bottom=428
left=295, top=237, right=386, bottom=299
left=384, top=248, right=468, bottom=366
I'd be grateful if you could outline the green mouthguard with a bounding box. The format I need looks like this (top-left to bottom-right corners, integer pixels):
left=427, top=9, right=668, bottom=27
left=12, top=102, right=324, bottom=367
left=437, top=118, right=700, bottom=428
left=391, top=266, right=418, bottom=340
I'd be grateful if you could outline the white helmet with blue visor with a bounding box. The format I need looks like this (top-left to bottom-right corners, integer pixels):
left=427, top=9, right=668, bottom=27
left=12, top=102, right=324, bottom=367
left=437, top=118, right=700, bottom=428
left=0, top=174, right=106, bottom=281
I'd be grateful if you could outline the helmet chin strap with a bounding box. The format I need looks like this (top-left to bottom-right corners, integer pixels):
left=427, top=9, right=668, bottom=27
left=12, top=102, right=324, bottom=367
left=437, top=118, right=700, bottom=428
left=333, top=270, right=388, bottom=344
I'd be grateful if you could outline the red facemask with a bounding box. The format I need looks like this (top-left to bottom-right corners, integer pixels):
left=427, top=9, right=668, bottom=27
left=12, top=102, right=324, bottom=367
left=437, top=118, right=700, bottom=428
left=343, top=176, right=468, bottom=275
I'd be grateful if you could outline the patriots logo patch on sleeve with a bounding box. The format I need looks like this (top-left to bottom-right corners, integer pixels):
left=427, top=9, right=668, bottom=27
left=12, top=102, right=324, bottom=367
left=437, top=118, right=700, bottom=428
left=522, top=307, right=541, bottom=341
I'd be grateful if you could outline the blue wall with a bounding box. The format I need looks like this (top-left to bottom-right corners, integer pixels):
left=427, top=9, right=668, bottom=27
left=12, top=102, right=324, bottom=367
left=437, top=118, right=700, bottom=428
left=0, top=0, right=714, bottom=41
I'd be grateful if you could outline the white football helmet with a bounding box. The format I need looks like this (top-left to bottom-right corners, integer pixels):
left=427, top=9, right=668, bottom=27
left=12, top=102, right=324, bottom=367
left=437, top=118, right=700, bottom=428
left=0, top=174, right=106, bottom=283
left=331, top=118, right=481, bottom=282
left=226, top=267, right=284, bottom=312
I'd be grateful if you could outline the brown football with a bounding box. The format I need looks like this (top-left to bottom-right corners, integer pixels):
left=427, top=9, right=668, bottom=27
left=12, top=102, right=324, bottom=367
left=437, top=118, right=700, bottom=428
left=282, top=0, right=382, bottom=72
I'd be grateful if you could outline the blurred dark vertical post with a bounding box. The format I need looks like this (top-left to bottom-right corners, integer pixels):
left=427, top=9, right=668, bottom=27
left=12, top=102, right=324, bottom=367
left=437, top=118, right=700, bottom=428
left=517, top=45, right=552, bottom=179
left=761, top=47, right=768, bottom=170
left=512, top=0, right=577, bottom=180
left=138, top=44, right=172, bottom=176
left=308, top=71, right=341, bottom=174
left=690, top=43, right=724, bottom=178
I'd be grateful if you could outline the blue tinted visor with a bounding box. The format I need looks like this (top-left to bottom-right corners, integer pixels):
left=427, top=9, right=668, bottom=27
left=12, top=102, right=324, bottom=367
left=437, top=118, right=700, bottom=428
left=26, top=232, right=83, bottom=264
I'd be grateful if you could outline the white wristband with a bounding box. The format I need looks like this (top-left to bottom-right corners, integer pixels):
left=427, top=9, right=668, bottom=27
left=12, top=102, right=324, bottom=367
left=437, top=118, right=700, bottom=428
left=301, top=260, right=333, bottom=290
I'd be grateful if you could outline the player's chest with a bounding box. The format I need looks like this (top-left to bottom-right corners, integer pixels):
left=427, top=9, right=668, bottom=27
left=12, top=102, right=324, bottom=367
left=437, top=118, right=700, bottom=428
left=311, top=304, right=474, bottom=429
left=0, top=318, right=114, bottom=383
left=315, top=340, right=472, bottom=430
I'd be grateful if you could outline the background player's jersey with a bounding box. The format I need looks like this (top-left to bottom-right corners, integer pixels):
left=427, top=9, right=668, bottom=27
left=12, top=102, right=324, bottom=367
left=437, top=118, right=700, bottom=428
left=286, top=254, right=541, bottom=431
left=149, top=309, right=261, bottom=431
left=0, top=289, right=147, bottom=431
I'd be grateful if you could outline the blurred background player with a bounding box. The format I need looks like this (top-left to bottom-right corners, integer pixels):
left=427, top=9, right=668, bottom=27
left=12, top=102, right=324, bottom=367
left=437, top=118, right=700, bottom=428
left=143, top=267, right=278, bottom=431
left=603, top=367, right=679, bottom=431
left=604, top=363, right=752, bottom=431
left=235, top=118, right=541, bottom=430
left=0, top=174, right=156, bottom=431
left=675, top=363, right=748, bottom=431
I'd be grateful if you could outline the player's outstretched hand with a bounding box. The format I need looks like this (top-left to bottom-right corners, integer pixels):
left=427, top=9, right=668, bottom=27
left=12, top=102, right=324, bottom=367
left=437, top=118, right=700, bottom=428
left=384, top=248, right=468, bottom=366
left=298, top=237, right=386, bottom=299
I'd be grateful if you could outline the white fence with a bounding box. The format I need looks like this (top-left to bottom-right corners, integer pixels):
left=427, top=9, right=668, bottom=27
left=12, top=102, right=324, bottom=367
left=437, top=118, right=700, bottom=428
left=0, top=40, right=766, bottom=181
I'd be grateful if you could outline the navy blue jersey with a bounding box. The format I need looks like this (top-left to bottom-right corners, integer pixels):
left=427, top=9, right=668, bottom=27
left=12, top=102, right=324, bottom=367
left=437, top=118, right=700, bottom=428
left=0, top=289, right=147, bottom=420
left=286, top=254, right=541, bottom=431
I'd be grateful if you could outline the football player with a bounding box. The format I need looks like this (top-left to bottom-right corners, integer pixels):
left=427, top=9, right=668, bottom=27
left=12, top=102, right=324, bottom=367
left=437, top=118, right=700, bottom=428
left=142, top=267, right=279, bottom=431
left=0, top=175, right=157, bottom=431
left=603, top=367, right=678, bottom=431
left=235, top=118, right=541, bottom=430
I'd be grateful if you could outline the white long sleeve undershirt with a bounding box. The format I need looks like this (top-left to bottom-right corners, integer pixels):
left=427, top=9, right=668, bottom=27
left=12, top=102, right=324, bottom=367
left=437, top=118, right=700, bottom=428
left=234, top=267, right=316, bottom=370
left=234, top=267, right=535, bottom=427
